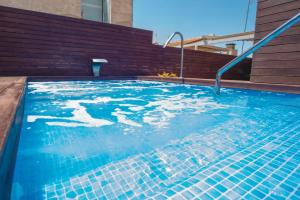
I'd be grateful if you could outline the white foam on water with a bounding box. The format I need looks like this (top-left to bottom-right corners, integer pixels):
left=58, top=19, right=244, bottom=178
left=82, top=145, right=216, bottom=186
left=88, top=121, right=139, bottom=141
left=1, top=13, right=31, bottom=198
left=112, top=86, right=148, bottom=90
left=128, top=106, right=145, bottom=111
left=112, top=108, right=142, bottom=127
left=26, top=96, right=145, bottom=127
left=27, top=115, right=58, bottom=122
left=119, top=104, right=145, bottom=111
left=142, top=94, right=227, bottom=128
left=27, top=98, right=117, bottom=127
left=46, top=122, right=87, bottom=127
left=112, top=85, right=171, bottom=93
left=28, top=82, right=98, bottom=94
left=27, top=82, right=226, bottom=129
left=63, top=99, right=113, bottom=127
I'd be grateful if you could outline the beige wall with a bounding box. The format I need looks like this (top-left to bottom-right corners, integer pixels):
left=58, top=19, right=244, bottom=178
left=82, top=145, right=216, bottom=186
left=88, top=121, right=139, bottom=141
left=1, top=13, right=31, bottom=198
left=0, top=0, right=81, bottom=18
left=110, top=0, right=132, bottom=27
left=0, top=0, right=133, bottom=26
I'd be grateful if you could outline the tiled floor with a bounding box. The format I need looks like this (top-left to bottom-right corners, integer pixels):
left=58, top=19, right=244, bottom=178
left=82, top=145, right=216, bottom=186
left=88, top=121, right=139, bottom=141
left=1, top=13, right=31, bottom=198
left=44, top=119, right=300, bottom=200
left=170, top=121, right=300, bottom=200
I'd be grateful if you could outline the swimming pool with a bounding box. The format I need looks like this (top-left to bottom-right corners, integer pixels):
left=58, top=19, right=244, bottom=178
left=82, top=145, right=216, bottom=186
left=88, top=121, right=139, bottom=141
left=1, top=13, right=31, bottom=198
left=11, top=80, right=300, bottom=199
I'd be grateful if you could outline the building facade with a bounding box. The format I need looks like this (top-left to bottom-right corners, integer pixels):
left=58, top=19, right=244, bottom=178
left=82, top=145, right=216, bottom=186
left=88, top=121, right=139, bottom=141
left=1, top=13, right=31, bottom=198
left=0, top=0, right=132, bottom=26
left=168, top=32, right=254, bottom=56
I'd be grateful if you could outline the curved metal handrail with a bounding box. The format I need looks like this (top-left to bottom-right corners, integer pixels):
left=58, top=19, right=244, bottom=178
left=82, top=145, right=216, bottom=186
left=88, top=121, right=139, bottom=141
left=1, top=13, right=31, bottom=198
left=163, top=32, right=184, bottom=78
left=215, top=12, right=300, bottom=95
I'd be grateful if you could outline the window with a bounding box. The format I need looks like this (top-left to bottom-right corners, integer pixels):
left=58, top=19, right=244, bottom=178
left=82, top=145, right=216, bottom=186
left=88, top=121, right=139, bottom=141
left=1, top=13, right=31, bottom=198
left=81, top=0, right=109, bottom=23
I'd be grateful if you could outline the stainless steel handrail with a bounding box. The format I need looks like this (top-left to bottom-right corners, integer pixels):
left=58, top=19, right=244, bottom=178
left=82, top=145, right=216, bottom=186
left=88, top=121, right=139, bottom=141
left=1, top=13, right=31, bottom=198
left=163, top=32, right=184, bottom=78
left=215, top=12, right=300, bottom=95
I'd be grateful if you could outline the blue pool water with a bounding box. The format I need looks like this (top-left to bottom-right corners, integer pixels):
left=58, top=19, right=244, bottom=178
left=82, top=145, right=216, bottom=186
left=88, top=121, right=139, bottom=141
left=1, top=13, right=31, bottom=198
left=11, top=80, right=300, bottom=199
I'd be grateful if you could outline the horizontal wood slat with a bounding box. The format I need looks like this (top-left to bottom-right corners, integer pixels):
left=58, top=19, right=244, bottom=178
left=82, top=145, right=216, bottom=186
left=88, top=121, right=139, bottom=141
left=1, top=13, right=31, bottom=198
left=257, top=1, right=300, bottom=17
left=251, top=0, right=300, bottom=85
left=250, top=75, right=300, bottom=85
left=254, top=43, right=300, bottom=53
left=251, top=68, right=300, bottom=76
left=255, top=21, right=300, bottom=33
left=253, top=52, right=300, bottom=61
left=0, top=5, right=251, bottom=80
left=256, top=9, right=300, bottom=25
left=258, top=0, right=297, bottom=11
left=252, top=60, right=300, bottom=68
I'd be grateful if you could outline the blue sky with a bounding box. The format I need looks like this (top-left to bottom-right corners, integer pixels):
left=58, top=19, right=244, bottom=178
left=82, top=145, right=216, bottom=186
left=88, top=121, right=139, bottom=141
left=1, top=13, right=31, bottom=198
left=133, top=0, right=257, bottom=53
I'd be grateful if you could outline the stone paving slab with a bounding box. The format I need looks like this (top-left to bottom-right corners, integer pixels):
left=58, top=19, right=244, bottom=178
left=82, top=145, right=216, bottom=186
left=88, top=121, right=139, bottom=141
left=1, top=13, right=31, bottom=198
left=0, top=77, right=26, bottom=151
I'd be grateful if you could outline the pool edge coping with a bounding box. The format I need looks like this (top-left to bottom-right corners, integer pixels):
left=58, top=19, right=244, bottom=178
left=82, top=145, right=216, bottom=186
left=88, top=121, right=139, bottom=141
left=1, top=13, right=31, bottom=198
left=0, top=77, right=26, bottom=199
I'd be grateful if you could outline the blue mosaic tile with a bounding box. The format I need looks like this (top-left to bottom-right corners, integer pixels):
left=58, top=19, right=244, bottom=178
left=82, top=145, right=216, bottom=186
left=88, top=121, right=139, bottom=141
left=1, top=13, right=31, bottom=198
left=10, top=81, right=300, bottom=199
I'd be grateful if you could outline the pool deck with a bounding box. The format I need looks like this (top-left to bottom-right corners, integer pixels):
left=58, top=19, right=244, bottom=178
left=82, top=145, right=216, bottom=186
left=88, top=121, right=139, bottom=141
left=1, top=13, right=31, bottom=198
left=0, top=75, right=300, bottom=152
left=0, top=77, right=26, bottom=151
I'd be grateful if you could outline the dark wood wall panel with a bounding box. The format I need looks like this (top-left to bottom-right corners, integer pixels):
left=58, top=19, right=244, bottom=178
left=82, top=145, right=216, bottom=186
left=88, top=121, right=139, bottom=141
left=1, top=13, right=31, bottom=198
left=0, top=6, right=251, bottom=80
left=251, top=0, right=300, bottom=85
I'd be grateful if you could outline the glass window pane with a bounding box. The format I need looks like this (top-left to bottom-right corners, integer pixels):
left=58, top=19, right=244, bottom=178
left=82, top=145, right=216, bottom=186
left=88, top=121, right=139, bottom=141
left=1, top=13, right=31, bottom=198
left=81, top=0, right=104, bottom=22
left=83, top=0, right=102, bottom=6
left=103, top=0, right=109, bottom=23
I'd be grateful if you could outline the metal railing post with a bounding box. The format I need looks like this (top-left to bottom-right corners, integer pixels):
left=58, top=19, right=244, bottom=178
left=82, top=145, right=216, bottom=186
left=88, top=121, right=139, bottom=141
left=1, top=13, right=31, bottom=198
left=163, top=32, right=184, bottom=78
left=215, top=12, right=300, bottom=95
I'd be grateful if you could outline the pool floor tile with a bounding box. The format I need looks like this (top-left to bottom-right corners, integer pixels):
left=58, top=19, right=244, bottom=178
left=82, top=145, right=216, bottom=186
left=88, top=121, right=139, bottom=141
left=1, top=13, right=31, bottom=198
left=11, top=81, right=300, bottom=199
